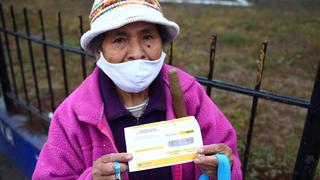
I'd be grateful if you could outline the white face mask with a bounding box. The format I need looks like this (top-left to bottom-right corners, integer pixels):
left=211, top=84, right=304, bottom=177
left=97, top=52, right=166, bottom=93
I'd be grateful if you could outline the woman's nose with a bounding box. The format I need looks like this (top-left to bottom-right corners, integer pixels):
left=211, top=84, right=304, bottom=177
left=127, top=40, right=146, bottom=60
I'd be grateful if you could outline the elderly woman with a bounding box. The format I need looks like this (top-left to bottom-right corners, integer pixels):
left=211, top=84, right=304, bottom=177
left=33, top=0, right=242, bottom=179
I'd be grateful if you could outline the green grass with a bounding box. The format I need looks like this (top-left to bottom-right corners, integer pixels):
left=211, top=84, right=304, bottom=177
left=1, top=0, right=320, bottom=179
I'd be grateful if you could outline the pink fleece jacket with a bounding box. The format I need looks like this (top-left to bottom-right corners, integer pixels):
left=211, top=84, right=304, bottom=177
left=32, top=65, right=242, bottom=180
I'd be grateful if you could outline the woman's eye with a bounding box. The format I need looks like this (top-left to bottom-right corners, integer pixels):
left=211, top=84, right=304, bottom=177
left=143, top=35, right=153, bottom=40
left=113, top=38, right=125, bottom=44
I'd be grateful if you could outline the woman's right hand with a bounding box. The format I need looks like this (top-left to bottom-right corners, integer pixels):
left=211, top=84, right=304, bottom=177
left=92, top=153, right=133, bottom=180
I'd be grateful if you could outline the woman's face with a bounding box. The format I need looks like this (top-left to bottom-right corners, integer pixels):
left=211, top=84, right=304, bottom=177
left=100, top=22, right=163, bottom=63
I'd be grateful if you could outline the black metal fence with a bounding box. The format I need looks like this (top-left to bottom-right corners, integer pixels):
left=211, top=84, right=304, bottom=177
left=0, top=4, right=319, bottom=180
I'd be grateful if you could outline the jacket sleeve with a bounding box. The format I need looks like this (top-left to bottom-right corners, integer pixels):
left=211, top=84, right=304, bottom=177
left=32, top=114, right=92, bottom=180
left=184, top=80, right=243, bottom=180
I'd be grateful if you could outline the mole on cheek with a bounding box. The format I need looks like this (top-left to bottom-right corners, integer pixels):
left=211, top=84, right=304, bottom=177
left=147, top=45, right=151, bottom=48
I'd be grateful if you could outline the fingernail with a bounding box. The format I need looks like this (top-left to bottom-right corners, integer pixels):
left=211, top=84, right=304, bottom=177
left=194, top=158, right=200, bottom=164
left=197, top=147, right=204, bottom=153
left=126, top=154, right=133, bottom=159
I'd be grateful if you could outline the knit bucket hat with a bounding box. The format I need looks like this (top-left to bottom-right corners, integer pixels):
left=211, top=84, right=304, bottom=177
left=80, top=0, right=180, bottom=53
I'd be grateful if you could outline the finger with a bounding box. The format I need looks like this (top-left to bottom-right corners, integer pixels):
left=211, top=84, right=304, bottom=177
left=195, top=153, right=233, bottom=169
left=93, top=172, right=116, bottom=180
left=199, top=166, right=216, bottom=178
left=194, top=155, right=218, bottom=167
left=93, top=174, right=113, bottom=180
left=226, top=153, right=234, bottom=167
left=103, top=174, right=125, bottom=180
left=106, top=162, right=129, bottom=175
left=96, top=174, right=118, bottom=180
left=96, top=162, right=129, bottom=176
left=100, top=153, right=133, bottom=163
left=197, top=144, right=231, bottom=155
left=195, top=156, right=218, bottom=177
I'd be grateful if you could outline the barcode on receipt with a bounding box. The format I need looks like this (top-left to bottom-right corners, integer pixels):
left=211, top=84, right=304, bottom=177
left=168, top=137, right=194, bottom=147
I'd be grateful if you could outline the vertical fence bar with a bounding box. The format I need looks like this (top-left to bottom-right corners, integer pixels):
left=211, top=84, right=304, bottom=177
left=0, top=31, right=15, bottom=112
left=0, top=4, right=18, bottom=96
left=58, top=12, right=69, bottom=97
left=293, top=61, right=320, bottom=180
left=10, top=5, right=30, bottom=103
left=169, top=42, right=173, bottom=65
left=23, top=8, right=42, bottom=113
left=242, top=42, right=267, bottom=179
left=79, top=15, right=86, bottom=80
left=206, top=35, right=217, bottom=96
left=39, top=9, right=55, bottom=112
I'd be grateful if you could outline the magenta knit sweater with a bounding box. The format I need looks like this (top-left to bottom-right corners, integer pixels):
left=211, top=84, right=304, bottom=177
left=32, top=65, right=242, bottom=180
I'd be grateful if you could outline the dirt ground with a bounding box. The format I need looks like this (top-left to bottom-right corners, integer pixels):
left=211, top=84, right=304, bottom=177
left=0, top=154, right=27, bottom=180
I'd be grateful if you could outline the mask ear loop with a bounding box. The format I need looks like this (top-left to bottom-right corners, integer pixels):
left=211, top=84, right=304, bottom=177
left=99, top=51, right=110, bottom=63
left=99, top=51, right=104, bottom=59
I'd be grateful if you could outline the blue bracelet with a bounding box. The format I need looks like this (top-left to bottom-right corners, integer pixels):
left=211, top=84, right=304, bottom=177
left=114, top=161, right=121, bottom=180
left=198, top=153, right=231, bottom=180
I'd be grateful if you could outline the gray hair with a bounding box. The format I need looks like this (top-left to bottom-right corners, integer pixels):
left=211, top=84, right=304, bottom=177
left=90, top=33, right=105, bottom=54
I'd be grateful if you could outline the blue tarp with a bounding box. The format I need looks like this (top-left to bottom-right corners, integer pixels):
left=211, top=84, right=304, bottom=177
left=0, top=99, right=47, bottom=179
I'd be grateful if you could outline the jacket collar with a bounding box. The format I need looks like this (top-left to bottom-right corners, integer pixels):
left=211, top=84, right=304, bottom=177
left=70, top=64, right=194, bottom=126
left=71, top=67, right=105, bottom=126
left=98, top=69, right=167, bottom=122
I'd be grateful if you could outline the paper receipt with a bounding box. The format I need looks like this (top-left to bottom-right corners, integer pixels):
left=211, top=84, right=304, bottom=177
left=124, top=116, right=203, bottom=172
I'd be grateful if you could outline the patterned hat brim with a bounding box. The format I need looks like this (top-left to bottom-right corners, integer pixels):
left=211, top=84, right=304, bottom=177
left=80, top=4, right=180, bottom=54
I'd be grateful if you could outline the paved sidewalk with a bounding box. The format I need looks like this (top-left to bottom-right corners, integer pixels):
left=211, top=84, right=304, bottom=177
left=0, top=154, right=27, bottom=180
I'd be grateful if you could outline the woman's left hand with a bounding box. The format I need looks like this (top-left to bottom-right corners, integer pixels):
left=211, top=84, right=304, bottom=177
left=194, top=143, right=233, bottom=178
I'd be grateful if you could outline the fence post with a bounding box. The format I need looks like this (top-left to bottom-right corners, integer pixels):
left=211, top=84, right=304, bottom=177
left=0, top=34, right=15, bottom=112
left=292, top=61, right=320, bottom=179
left=242, top=42, right=267, bottom=179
